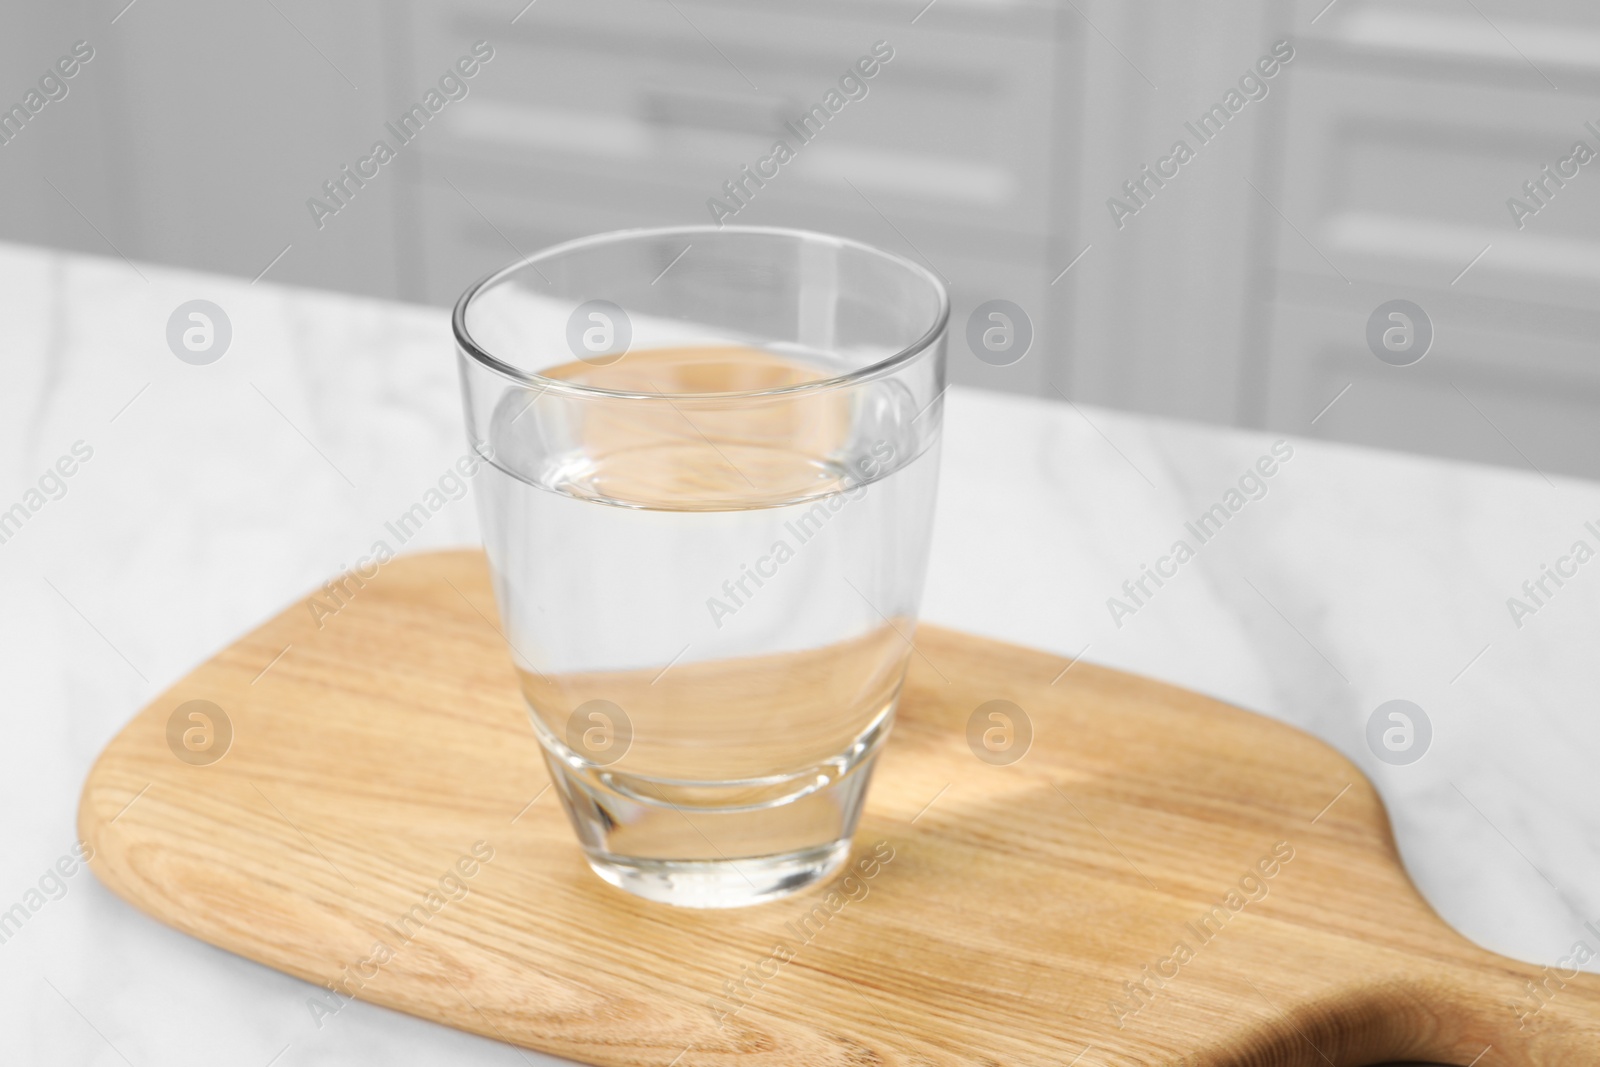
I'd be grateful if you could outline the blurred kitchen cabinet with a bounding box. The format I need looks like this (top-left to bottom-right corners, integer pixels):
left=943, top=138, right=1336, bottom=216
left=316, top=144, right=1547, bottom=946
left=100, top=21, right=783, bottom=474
left=1260, top=0, right=1600, bottom=478
left=10, top=0, right=1600, bottom=477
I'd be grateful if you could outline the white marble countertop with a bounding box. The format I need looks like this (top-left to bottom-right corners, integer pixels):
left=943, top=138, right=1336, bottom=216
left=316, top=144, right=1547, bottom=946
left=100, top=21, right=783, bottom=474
left=2, top=240, right=1596, bottom=1065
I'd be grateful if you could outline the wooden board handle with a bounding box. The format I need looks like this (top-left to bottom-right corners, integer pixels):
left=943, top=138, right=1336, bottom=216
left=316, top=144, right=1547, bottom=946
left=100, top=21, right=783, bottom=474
left=1442, top=955, right=1600, bottom=1065
left=1388, top=946, right=1600, bottom=1065
left=1211, top=945, right=1600, bottom=1065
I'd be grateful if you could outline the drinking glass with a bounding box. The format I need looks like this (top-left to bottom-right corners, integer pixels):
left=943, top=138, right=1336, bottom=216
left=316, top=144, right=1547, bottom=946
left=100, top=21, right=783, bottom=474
left=453, top=226, right=948, bottom=907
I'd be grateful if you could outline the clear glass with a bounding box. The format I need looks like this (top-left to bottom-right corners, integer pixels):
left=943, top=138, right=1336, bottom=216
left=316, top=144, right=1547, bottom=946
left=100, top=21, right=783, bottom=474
left=453, top=226, right=948, bottom=907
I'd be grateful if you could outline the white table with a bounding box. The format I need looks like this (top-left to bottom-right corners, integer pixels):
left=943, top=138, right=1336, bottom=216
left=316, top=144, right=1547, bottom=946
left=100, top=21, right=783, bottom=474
left=2, top=241, right=1595, bottom=1065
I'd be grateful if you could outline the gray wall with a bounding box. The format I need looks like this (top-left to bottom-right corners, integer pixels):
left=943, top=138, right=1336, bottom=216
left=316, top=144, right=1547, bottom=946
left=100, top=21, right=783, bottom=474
left=6, top=0, right=1598, bottom=480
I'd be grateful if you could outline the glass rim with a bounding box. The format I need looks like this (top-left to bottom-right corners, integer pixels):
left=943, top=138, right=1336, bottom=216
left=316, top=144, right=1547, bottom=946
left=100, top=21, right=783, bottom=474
left=451, top=224, right=950, bottom=401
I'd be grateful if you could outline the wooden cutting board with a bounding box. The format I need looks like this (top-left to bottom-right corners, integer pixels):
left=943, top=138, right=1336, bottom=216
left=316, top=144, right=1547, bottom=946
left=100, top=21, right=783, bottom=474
left=78, top=550, right=1600, bottom=1066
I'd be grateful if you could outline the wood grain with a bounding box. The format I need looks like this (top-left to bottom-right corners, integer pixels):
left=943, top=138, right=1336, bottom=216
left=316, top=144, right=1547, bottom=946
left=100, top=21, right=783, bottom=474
left=78, top=550, right=1600, bottom=1065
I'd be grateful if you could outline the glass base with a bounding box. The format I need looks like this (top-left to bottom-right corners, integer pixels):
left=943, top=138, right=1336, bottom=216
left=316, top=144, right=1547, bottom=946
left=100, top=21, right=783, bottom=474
left=536, top=716, right=886, bottom=908
left=583, top=839, right=853, bottom=908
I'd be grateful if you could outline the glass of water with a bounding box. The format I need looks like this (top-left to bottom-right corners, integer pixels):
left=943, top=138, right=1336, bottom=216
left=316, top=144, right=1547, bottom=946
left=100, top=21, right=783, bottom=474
left=453, top=226, right=947, bottom=908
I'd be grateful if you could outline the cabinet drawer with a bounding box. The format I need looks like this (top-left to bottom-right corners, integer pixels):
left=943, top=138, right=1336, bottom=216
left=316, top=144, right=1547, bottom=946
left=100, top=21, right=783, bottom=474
left=1274, top=12, right=1600, bottom=313
left=1263, top=290, right=1600, bottom=479
left=407, top=0, right=1062, bottom=239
